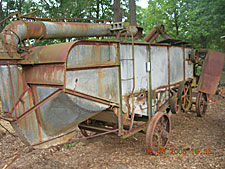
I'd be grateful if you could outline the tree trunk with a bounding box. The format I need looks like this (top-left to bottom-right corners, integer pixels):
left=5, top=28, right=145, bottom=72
left=129, top=0, right=137, bottom=26
left=113, top=0, right=122, bottom=22
left=0, top=1, right=4, bottom=32
left=174, top=9, right=179, bottom=36
left=96, top=0, right=100, bottom=19
left=18, top=0, right=22, bottom=13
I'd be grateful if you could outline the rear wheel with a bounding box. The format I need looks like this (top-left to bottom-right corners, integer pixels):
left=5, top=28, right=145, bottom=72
left=178, top=81, right=192, bottom=112
left=196, top=92, right=208, bottom=117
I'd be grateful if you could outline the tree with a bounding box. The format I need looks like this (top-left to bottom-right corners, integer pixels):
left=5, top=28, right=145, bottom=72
left=113, top=0, right=122, bottom=22
left=0, top=1, right=4, bottom=32
left=129, top=0, right=137, bottom=26
left=143, top=0, right=225, bottom=52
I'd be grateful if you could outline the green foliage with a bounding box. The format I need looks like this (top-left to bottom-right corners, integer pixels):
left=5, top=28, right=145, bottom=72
left=220, top=72, right=225, bottom=83
left=137, top=0, right=225, bottom=52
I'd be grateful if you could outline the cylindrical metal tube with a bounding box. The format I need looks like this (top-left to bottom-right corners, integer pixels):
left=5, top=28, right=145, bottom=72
left=1, top=21, right=140, bottom=48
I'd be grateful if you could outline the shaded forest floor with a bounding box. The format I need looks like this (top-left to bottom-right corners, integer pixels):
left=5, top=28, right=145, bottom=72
left=0, top=89, right=225, bottom=169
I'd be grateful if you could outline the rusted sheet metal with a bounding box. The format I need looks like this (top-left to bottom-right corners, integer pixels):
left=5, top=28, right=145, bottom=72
left=3, top=21, right=45, bottom=43
left=199, top=50, right=225, bottom=94
left=143, top=24, right=170, bottom=43
left=9, top=88, right=33, bottom=120
left=23, top=63, right=65, bottom=85
left=27, top=42, right=75, bottom=64
left=21, top=15, right=113, bottom=22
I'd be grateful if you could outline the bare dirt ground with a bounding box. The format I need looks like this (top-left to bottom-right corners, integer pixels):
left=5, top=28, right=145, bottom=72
left=0, top=91, right=225, bottom=169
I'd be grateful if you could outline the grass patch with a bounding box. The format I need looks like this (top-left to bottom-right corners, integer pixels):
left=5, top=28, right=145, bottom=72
left=196, top=117, right=202, bottom=121
left=62, top=141, right=80, bottom=149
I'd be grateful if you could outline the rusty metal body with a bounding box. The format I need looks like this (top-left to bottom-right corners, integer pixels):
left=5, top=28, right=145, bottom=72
left=0, top=17, right=224, bottom=150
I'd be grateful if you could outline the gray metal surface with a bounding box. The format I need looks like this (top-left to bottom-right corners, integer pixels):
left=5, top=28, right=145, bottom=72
left=67, top=43, right=117, bottom=68
left=120, top=44, right=149, bottom=95
left=169, top=47, right=183, bottom=84
left=185, top=48, right=193, bottom=79
left=0, top=65, right=29, bottom=112
left=65, top=67, right=120, bottom=103
left=151, top=46, right=168, bottom=90
left=12, top=86, right=103, bottom=147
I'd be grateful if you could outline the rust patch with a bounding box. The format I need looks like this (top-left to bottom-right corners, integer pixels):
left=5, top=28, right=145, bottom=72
left=27, top=42, right=76, bottom=64
left=98, top=69, right=103, bottom=96
left=199, top=50, right=225, bottom=94
left=23, top=64, right=65, bottom=85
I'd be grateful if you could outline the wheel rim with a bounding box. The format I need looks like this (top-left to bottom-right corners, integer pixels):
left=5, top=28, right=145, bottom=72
left=170, top=98, right=181, bottom=114
left=79, top=127, right=89, bottom=137
left=78, top=126, right=97, bottom=137
left=181, top=83, right=192, bottom=112
left=146, top=112, right=171, bottom=155
left=196, top=92, right=208, bottom=117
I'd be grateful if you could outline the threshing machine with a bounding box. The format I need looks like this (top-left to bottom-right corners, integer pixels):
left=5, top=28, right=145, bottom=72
left=0, top=15, right=224, bottom=154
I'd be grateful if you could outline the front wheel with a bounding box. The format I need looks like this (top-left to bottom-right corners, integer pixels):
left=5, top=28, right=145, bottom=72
left=146, top=112, right=171, bottom=155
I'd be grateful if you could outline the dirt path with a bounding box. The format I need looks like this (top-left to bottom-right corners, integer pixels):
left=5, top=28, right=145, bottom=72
left=0, top=95, right=224, bottom=169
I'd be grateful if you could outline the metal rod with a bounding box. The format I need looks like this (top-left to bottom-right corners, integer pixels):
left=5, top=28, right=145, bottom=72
left=148, top=45, right=153, bottom=120
left=167, top=46, right=171, bottom=97
left=129, top=33, right=136, bottom=131
left=8, top=88, right=29, bottom=115
left=183, top=47, right=186, bottom=80
left=122, top=122, right=148, bottom=139
left=21, top=16, right=112, bottom=22
left=32, top=128, right=119, bottom=147
left=65, top=89, right=119, bottom=107
left=66, top=64, right=119, bottom=71
left=3, top=153, right=20, bottom=169
left=117, top=42, right=124, bottom=136
left=0, top=122, right=17, bottom=137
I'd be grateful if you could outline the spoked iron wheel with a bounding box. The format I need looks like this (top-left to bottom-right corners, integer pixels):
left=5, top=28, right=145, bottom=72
left=178, top=82, right=192, bottom=112
left=78, top=126, right=97, bottom=137
left=196, top=92, right=208, bottom=117
left=146, top=112, right=171, bottom=155
left=170, top=97, right=181, bottom=114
